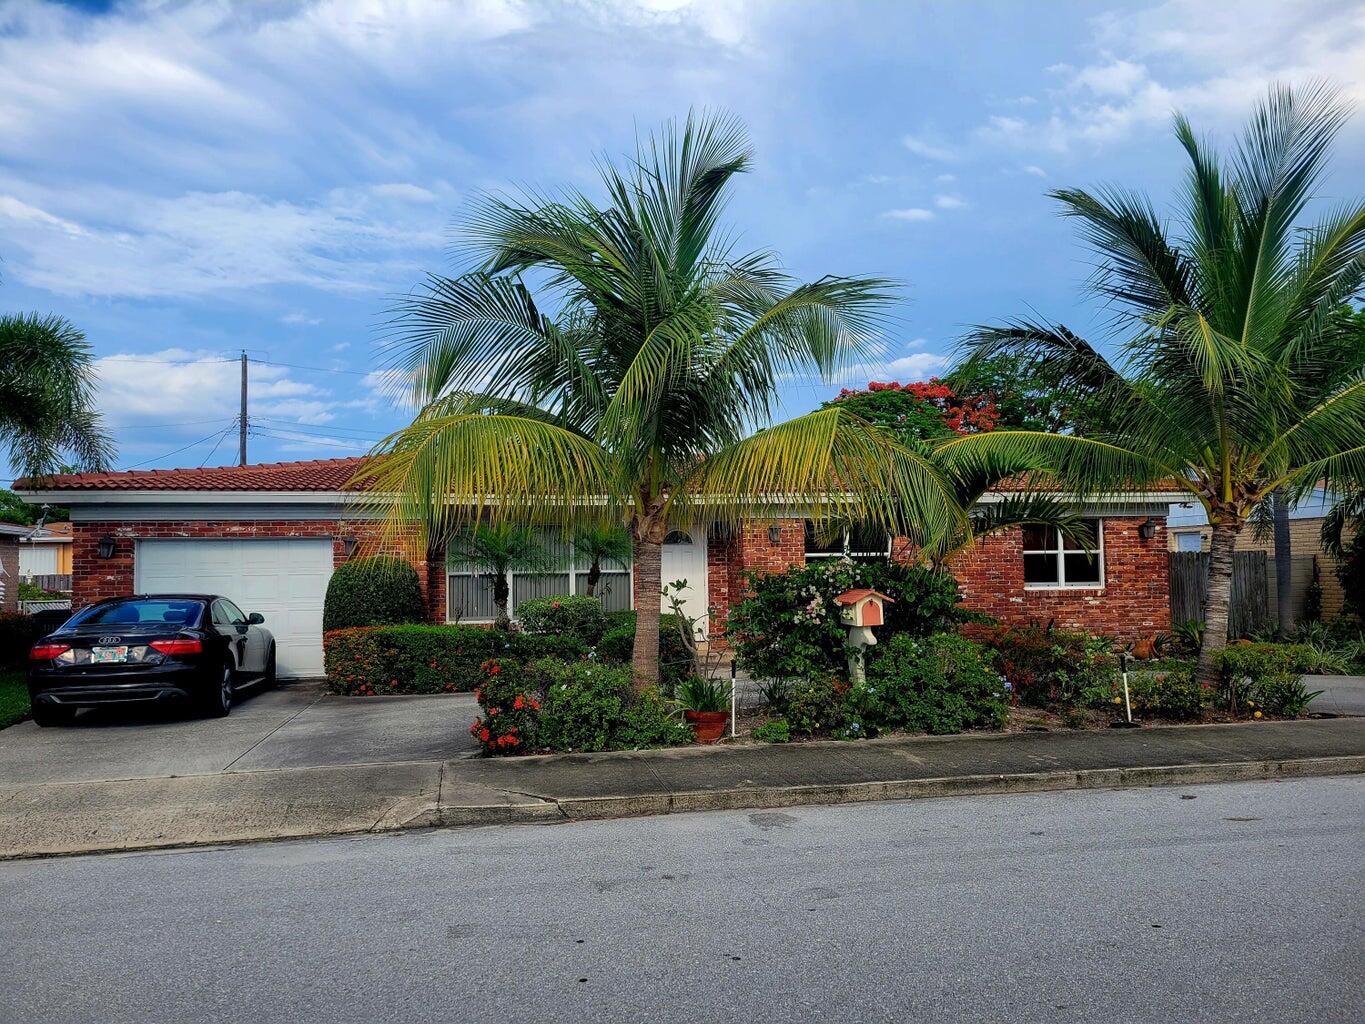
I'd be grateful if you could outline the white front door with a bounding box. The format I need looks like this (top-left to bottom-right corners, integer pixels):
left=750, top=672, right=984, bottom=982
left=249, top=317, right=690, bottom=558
left=660, top=527, right=708, bottom=638
left=135, top=538, right=334, bottom=678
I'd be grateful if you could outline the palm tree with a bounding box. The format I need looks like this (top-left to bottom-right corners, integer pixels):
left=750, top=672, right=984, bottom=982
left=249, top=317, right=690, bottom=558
left=1, top=311, right=114, bottom=476
left=361, top=112, right=961, bottom=688
left=573, top=525, right=632, bottom=597
left=949, top=83, right=1365, bottom=688
left=447, top=524, right=556, bottom=630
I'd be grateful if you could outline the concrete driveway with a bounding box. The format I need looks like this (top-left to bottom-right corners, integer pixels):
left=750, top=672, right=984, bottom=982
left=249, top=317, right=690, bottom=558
left=0, top=680, right=480, bottom=786
left=1310, top=675, right=1365, bottom=717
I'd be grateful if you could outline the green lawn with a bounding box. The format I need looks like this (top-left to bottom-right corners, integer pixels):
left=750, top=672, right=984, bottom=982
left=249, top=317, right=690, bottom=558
left=0, top=669, right=29, bottom=729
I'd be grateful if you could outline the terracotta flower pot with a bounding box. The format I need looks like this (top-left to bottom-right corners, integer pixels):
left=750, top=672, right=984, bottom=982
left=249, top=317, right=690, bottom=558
left=684, top=709, right=729, bottom=744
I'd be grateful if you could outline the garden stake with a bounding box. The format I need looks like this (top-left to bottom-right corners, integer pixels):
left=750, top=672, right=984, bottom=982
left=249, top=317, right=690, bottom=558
left=1113, top=651, right=1137, bottom=728
left=730, top=660, right=737, bottom=738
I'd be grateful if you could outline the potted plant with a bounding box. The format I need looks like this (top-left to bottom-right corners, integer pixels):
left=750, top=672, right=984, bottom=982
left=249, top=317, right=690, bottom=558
left=678, top=675, right=732, bottom=743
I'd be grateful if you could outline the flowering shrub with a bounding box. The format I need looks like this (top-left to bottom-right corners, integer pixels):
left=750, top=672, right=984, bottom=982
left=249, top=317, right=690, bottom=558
left=961, top=622, right=1118, bottom=706
left=1217, top=643, right=1322, bottom=716
left=845, top=632, right=1007, bottom=736
left=469, top=658, right=541, bottom=754
left=782, top=676, right=848, bottom=737
left=324, top=624, right=587, bottom=695
left=727, top=559, right=968, bottom=684
left=533, top=658, right=630, bottom=752
left=827, top=378, right=1001, bottom=439
left=517, top=595, right=609, bottom=645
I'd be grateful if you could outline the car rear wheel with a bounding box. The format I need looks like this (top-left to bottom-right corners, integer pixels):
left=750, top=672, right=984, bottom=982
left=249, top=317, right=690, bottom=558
left=199, top=662, right=234, bottom=718
left=31, top=703, right=78, bottom=728
left=263, top=644, right=277, bottom=687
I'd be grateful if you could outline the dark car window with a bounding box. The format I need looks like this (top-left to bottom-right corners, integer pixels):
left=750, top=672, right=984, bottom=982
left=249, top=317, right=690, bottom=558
left=64, top=599, right=205, bottom=628
left=212, top=599, right=248, bottom=626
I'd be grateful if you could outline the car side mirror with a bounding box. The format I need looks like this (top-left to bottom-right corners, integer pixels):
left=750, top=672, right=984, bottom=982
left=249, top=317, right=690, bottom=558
left=247, top=612, right=265, bottom=625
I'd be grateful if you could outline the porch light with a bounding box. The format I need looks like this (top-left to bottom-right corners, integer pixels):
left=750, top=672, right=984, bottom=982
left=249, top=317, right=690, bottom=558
left=767, top=524, right=782, bottom=545
left=342, top=536, right=359, bottom=558
left=1137, top=518, right=1157, bottom=541
left=97, top=535, right=116, bottom=559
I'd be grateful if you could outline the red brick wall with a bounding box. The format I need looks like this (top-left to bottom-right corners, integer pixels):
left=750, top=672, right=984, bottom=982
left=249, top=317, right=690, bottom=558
left=948, top=517, right=1170, bottom=638
left=707, top=519, right=805, bottom=646
left=70, top=520, right=441, bottom=618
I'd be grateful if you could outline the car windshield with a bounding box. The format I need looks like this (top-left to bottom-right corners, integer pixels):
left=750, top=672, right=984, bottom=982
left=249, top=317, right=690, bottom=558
left=63, top=599, right=204, bottom=629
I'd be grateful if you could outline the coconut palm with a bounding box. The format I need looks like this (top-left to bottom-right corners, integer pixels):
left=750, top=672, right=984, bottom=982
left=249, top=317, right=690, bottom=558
left=1, top=311, right=114, bottom=476
left=362, top=112, right=961, bottom=688
left=950, top=83, right=1365, bottom=688
left=447, top=524, right=557, bottom=630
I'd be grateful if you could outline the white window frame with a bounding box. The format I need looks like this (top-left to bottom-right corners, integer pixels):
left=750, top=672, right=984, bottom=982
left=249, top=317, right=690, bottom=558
left=803, top=522, right=892, bottom=561
left=445, top=534, right=633, bottom=623
left=1022, top=519, right=1105, bottom=590
left=1174, top=530, right=1203, bottom=553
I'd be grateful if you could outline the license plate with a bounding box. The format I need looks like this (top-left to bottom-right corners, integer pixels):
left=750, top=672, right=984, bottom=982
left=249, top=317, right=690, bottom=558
left=91, top=646, right=128, bottom=664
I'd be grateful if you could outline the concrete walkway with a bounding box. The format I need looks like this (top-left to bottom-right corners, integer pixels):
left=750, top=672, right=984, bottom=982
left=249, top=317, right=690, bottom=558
left=1, top=717, right=1361, bottom=859
left=1309, top=675, right=1365, bottom=716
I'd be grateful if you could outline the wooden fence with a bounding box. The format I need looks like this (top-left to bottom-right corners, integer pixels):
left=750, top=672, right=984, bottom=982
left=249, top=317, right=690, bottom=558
left=1168, top=551, right=1269, bottom=639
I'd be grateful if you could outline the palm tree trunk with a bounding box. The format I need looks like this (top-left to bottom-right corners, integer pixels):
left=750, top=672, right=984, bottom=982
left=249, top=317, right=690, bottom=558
left=585, top=560, right=601, bottom=597
left=1272, top=489, right=1293, bottom=634
left=493, top=574, right=512, bottom=631
left=631, top=536, right=662, bottom=691
left=1196, top=519, right=1240, bottom=692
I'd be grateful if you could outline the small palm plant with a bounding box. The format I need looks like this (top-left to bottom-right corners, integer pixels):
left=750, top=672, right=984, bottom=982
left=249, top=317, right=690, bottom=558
left=573, top=525, right=633, bottom=598
left=950, top=83, right=1365, bottom=688
left=361, top=112, right=961, bottom=688
left=447, top=524, right=556, bottom=630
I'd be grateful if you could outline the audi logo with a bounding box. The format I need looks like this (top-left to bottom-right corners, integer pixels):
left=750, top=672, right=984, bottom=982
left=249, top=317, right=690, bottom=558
left=99, top=636, right=122, bottom=645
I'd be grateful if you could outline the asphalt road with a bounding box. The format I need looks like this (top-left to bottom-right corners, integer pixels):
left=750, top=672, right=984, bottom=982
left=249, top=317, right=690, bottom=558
left=2, top=778, right=1361, bottom=1024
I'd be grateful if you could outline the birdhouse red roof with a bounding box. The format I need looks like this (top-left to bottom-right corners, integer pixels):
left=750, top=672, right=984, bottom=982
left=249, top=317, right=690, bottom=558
left=834, top=588, right=895, bottom=605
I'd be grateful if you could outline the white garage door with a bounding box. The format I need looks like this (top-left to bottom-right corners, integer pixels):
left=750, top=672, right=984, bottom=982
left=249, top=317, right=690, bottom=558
left=135, top=538, right=334, bottom=678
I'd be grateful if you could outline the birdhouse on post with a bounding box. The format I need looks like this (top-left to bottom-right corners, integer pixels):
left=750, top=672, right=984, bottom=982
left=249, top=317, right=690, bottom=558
left=834, top=589, right=894, bottom=684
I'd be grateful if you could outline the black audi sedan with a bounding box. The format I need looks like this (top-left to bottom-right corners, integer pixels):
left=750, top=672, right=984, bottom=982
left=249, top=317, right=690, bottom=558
left=27, top=595, right=276, bottom=726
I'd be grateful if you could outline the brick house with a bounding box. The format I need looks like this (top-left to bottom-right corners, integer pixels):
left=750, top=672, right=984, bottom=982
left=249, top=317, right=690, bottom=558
left=17, top=457, right=1182, bottom=676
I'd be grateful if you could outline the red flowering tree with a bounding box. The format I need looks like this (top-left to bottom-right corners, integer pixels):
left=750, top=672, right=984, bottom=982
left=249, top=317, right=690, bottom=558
left=826, top=378, right=1000, bottom=443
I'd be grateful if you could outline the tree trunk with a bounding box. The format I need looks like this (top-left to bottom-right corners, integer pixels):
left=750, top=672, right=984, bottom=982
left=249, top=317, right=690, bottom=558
left=631, top=535, right=662, bottom=691
left=1196, top=518, right=1240, bottom=693
left=585, top=560, right=601, bottom=597
left=493, top=574, right=511, bottom=631
left=1272, top=490, right=1293, bottom=634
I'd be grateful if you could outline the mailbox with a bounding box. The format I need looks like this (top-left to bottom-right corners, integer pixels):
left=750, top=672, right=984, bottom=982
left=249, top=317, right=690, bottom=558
left=834, top=588, right=893, bottom=628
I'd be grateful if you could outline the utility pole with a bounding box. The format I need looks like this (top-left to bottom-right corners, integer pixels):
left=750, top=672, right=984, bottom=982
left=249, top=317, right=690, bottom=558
left=238, top=351, right=248, bottom=466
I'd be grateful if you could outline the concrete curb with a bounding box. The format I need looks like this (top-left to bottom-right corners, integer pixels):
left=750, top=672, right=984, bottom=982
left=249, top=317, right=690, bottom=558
left=5, top=754, right=1361, bottom=862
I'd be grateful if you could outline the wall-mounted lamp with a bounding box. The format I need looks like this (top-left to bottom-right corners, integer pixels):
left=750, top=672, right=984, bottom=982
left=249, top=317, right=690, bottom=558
left=767, top=524, right=782, bottom=545
left=1137, top=518, right=1157, bottom=541
left=97, top=535, right=117, bottom=559
left=342, top=536, right=360, bottom=558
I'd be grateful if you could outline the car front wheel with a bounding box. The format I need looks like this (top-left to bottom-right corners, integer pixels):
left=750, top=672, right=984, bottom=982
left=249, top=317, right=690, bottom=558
left=199, top=662, right=234, bottom=718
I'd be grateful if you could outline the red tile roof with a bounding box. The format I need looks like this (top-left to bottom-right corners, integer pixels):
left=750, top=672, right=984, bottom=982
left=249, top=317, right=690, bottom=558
left=17, top=457, right=370, bottom=492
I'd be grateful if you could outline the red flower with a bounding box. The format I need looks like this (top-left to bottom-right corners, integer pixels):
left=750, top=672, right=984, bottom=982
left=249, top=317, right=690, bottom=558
left=478, top=728, right=491, bottom=743
left=513, top=695, right=525, bottom=710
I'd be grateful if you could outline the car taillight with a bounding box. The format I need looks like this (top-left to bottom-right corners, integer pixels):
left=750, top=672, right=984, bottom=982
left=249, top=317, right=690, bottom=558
left=30, top=643, right=71, bottom=661
left=150, top=639, right=203, bottom=656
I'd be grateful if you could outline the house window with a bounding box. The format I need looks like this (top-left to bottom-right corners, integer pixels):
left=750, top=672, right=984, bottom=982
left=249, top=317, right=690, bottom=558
left=1021, top=520, right=1103, bottom=588
left=446, top=530, right=633, bottom=622
left=1174, top=531, right=1202, bottom=553
left=804, top=521, right=891, bottom=561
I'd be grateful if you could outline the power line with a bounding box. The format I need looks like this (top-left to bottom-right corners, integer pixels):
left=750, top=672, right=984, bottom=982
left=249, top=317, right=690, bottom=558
left=119, top=423, right=239, bottom=470
left=199, top=421, right=239, bottom=468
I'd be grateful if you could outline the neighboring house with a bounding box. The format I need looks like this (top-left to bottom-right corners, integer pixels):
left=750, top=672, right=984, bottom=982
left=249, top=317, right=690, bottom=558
left=1167, top=487, right=1347, bottom=620
left=18, top=522, right=73, bottom=586
left=0, top=523, right=24, bottom=614
left=17, top=458, right=1182, bottom=676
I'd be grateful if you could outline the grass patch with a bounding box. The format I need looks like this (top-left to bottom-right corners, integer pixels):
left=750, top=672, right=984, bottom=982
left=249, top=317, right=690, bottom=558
left=0, top=669, right=29, bottom=729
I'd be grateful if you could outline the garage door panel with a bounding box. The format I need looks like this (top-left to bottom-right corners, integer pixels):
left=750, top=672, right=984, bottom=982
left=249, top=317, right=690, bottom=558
left=135, top=539, right=333, bottom=678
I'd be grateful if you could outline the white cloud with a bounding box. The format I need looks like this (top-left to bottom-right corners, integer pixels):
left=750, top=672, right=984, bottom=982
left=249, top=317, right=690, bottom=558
left=1021, top=164, right=1047, bottom=177
left=282, top=312, right=323, bottom=326
left=934, top=194, right=968, bottom=210
left=882, top=207, right=935, bottom=222
left=368, top=183, right=437, bottom=203
left=901, top=133, right=957, bottom=162
left=935, top=173, right=956, bottom=184
left=331, top=341, right=351, bottom=352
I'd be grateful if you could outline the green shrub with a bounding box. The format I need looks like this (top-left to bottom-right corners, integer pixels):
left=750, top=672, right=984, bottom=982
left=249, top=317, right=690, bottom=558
left=612, top=687, right=694, bottom=749
left=322, top=556, right=425, bottom=632
left=1126, top=667, right=1207, bottom=720
left=783, top=676, right=847, bottom=737
left=1217, top=643, right=1323, bottom=717
left=533, top=658, right=630, bottom=752
left=726, top=559, right=969, bottom=683
left=0, top=612, right=44, bottom=668
left=517, top=595, right=609, bottom=645
left=324, top=624, right=587, bottom=695
left=468, top=657, right=541, bottom=754
left=1250, top=676, right=1322, bottom=718
left=848, top=632, right=1008, bottom=736
left=751, top=718, right=791, bottom=743
left=596, top=611, right=694, bottom=687
left=962, top=622, right=1118, bottom=707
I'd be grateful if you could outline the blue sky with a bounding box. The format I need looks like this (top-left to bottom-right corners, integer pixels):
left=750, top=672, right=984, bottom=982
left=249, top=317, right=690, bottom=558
left=2, top=0, right=1363, bottom=480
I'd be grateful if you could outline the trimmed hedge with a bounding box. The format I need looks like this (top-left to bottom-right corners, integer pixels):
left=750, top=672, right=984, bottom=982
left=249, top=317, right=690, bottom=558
left=322, top=556, right=425, bottom=633
left=517, top=595, right=609, bottom=645
left=324, top=624, right=588, bottom=695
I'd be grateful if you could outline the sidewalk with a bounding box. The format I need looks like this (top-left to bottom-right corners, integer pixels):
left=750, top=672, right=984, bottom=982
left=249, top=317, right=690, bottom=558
left=2, top=718, right=1362, bottom=859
